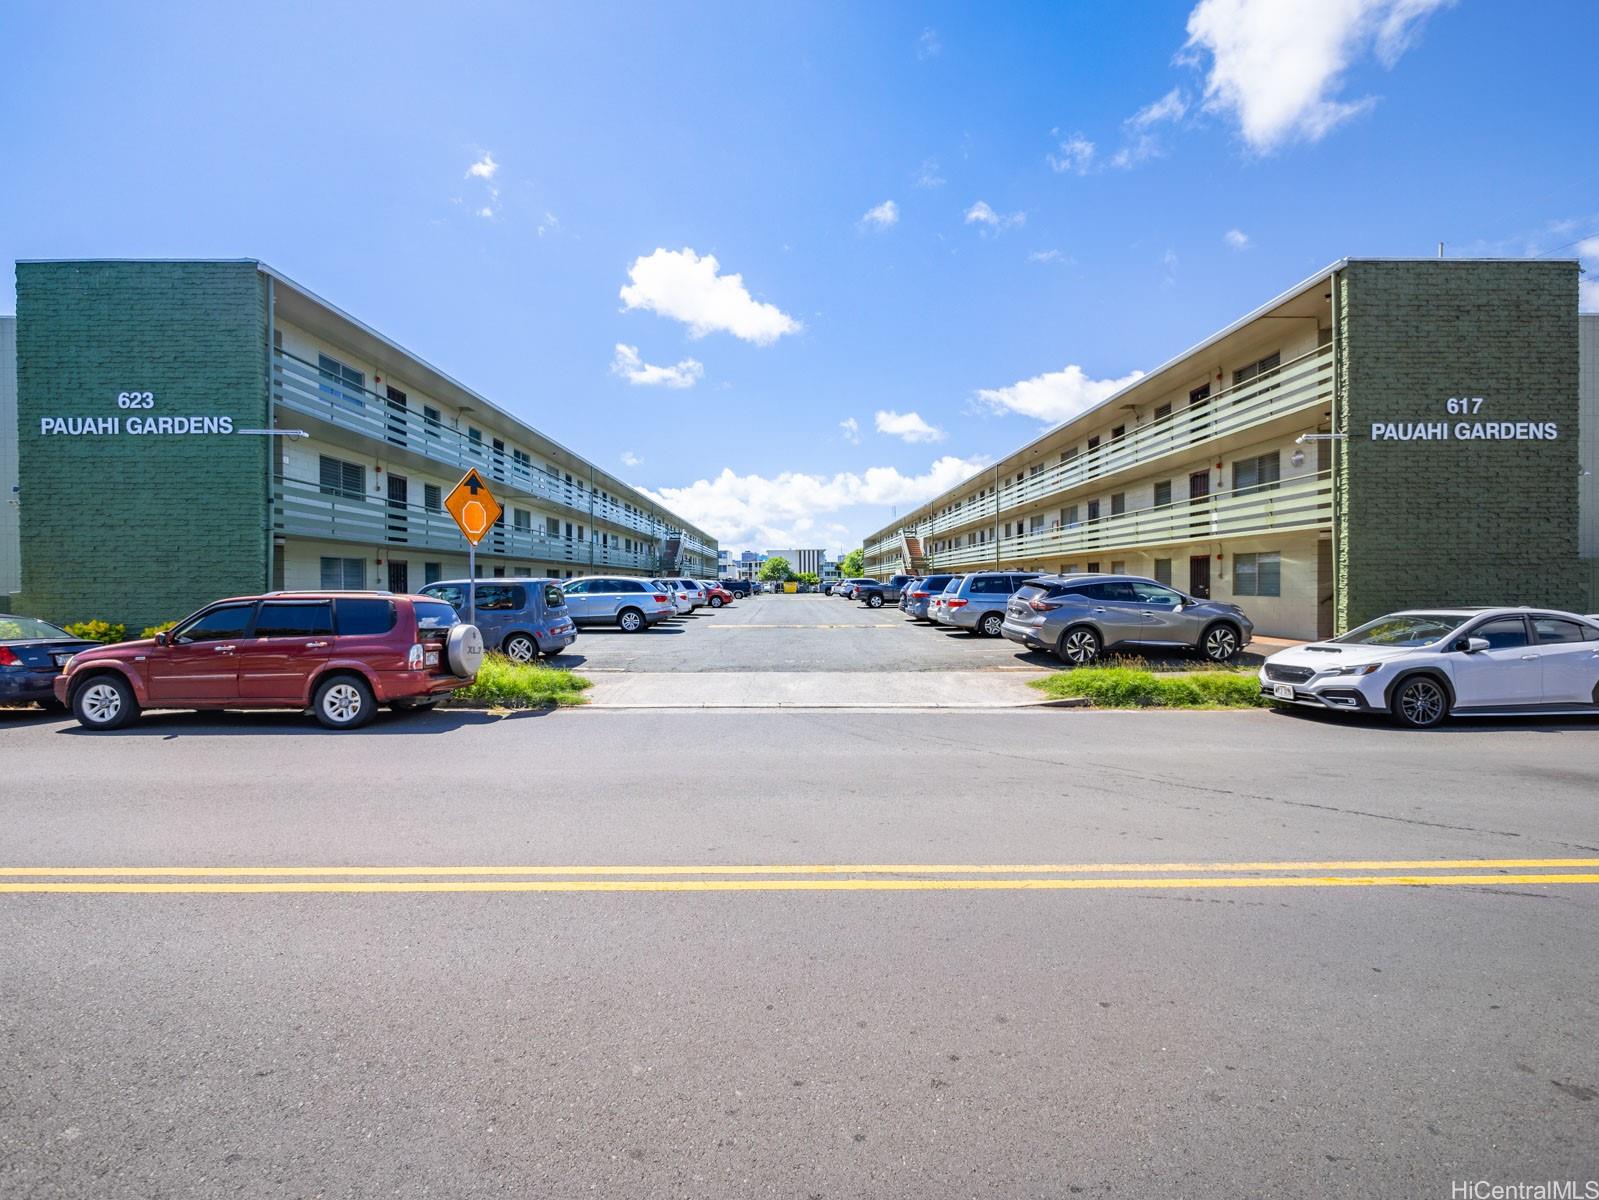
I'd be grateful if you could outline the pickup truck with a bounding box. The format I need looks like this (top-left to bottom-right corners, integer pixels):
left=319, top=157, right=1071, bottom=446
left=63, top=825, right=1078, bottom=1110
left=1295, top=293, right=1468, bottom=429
left=855, top=574, right=918, bottom=609
left=719, top=578, right=752, bottom=598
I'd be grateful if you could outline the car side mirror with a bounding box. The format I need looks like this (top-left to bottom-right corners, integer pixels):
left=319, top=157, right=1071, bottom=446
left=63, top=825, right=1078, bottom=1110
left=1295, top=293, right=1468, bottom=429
left=1455, top=636, right=1489, bottom=653
left=154, top=632, right=169, bottom=647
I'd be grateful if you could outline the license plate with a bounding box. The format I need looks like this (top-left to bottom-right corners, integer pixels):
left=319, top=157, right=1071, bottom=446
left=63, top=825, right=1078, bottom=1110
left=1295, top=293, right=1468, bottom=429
left=425, top=651, right=440, bottom=666
left=1273, top=684, right=1295, bottom=700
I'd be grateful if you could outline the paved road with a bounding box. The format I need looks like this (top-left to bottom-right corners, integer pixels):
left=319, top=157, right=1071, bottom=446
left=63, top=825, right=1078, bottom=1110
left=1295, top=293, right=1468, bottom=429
left=4, top=707, right=1598, bottom=1197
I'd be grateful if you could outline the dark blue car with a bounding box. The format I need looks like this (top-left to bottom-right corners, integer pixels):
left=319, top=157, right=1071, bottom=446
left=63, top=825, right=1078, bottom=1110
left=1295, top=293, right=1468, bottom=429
left=0, top=615, right=101, bottom=710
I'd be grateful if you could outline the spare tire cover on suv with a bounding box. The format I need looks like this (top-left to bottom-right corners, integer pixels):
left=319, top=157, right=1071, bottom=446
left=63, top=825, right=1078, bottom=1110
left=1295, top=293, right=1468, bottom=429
left=447, top=624, right=485, bottom=677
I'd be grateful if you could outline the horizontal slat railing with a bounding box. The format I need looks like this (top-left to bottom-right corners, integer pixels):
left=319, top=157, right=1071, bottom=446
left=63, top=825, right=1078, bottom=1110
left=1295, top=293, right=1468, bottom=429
left=271, top=476, right=661, bottom=572
left=927, top=471, right=1332, bottom=568
left=272, top=351, right=680, bottom=543
left=877, top=343, right=1333, bottom=548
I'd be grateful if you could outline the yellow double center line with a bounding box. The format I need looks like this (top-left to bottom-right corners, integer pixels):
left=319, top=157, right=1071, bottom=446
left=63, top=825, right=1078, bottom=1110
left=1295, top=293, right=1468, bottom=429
left=2, top=859, right=1597, bottom=894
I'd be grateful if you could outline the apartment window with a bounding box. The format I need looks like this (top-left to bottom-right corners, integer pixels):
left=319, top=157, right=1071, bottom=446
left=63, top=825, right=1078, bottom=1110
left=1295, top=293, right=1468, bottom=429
left=318, top=454, right=365, bottom=500
left=424, top=562, right=442, bottom=585
left=1029, top=464, right=1043, bottom=477
left=1087, top=435, right=1101, bottom=451
left=1232, top=451, right=1282, bottom=496
left=317, top=354, right=364, bottom=408
left=1189, top=384, right=1211, bottom=408
left=1234, top=551, right=1282, bottom=596
left=547, top=517, right=561, bottom=537
left=1110, top=560, right=1125, bottom=574
left=1154, top=480, right=1172, bottom=507
left=1153, top=558, right=1172, bottom=586
left=1111, top=424, right=1125, bottom=440
left=1062, top=446, right=1079, bottom=465
left=468, top=428, right=484, bottom=457
left=1233, top=351, right=1282, bottom=390
left=1154, top=403, right=1172, bottom=422
left=1087, top=499, right=1100, bottom=521
left=423, top=405, right=442, bottom=436
left=1063, top=505, right=1079, bottom=526
left=513, top=507, right=531, bottom=530
left=1086, top=561, right=1100, bottom=573
left=1003, top=523, right=1012, bottom=538
left=1029, top=516, right=1045, bottom=533
left=1110, top=492, right=1126, bottom=516
left=319, top=556, right=365, bottom=589
left=424, top=483, right=442, bottom=513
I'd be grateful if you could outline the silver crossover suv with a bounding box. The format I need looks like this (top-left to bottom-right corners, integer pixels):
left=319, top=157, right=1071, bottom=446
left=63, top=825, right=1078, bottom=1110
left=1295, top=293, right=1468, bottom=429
left=1000, top=573, right=1253, bottom=664
left=932, top=571, right=1042, bottom=636
left=561, top=576, right=676, bottom=632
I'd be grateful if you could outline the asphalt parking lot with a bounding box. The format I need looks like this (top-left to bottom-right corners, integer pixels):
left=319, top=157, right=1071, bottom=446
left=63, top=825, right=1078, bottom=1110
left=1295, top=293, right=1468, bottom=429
left=550, top=592, right=1276, bottom=674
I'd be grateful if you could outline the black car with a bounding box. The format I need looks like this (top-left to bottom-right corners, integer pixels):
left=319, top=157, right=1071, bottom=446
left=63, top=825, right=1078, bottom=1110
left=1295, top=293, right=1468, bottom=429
left=719, top=578, right=753, bottom=598
left=0, top=615, right=101, bottom=710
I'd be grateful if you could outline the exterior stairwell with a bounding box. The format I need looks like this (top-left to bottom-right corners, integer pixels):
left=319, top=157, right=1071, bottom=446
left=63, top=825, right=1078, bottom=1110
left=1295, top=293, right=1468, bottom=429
left=899, top=531, right=930, bottom=575
left=659, top=534, right=684, bottom=575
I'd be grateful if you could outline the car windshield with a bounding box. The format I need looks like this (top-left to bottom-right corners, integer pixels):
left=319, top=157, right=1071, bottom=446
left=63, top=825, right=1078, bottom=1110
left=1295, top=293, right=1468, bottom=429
left=0, top=615, right=72, bottom=640
left=1332, top=612, right=1469, bottom=647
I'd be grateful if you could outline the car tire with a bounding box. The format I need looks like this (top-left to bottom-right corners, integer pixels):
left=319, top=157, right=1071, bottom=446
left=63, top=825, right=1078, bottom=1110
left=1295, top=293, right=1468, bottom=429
left=1057, top=626, right=1102, bottom=667
left=1391, top=674, right=1449, bottom=729
left=710, top=596, right=724, bottom=608
left=446, top=624, right=485, bottom=677
left=980, top=612, right=1004, bottom=638
left=867, top=593, right=884, bottom=609
left=71, top=674, right=138, bottom=730
left=1200, top=622, right=1243, bottom=663
left=503, top=633, right=537, bottom=663
left=617, top=608, right=645, bottom=633
left=314, top=674, right=376, bottom=730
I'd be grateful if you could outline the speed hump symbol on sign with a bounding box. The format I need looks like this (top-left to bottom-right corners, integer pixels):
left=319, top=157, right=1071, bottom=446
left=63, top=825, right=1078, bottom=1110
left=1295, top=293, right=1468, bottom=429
left=445, top=468, right=503, bottom=546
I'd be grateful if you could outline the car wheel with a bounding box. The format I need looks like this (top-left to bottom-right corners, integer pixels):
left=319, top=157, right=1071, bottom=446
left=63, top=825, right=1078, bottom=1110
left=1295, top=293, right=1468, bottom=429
left=618, top=608, right=645, bottom=633
left=314, top=674, right=376, bottom=730
left=1057, top=626, right=1102, bottom=666
left=72, top=674, right=138, bottom=730
left=980, top=612, right=1004, bottom=638
left=1391, top=675, right=1449, bottom=729
left=868, top=593, right=884, bottom=609
left=503, top=633, right=537, bottom=663
left=710, top=596, right=724, bottom=608
left=1200, top=622, right=1242, bottom=662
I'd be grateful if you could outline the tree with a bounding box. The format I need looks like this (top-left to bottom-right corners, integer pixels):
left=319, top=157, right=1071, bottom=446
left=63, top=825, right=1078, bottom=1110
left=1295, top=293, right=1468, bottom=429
left=758, top=556, right=792, bottom=582
left=840, top=548, right=865, bottom=577
left=795, top=571, right=819, bottom=586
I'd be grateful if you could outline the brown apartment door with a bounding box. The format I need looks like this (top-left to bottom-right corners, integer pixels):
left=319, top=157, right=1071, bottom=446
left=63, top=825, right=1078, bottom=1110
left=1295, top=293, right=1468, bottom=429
left=1189, top=555, right=1211, bottom=599
left=1189, top=469, right=1212, bottom=535
left=387, top=473, right=409, bottom=543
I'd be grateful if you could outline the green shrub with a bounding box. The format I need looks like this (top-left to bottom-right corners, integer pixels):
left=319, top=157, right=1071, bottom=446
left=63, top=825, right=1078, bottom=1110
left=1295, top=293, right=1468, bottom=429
left=64, top=620, right=126, bottom=644
left=1030, top=666, right=1265, bottom=708
left=140, top=620, right=178, bottom=639
left=449, top=653, right=592, bottom=708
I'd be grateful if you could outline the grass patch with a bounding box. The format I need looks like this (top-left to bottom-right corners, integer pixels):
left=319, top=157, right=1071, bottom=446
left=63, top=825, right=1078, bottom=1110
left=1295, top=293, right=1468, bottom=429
left=1029, top=665, right=1266, bottom=708
left=448, top=654, right=593, bottom=708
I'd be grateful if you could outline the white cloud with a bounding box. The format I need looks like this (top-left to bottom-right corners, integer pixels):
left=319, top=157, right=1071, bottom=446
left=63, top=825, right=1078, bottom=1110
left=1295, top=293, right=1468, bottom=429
left=914, top=158, right=946, bottom=189
left=621, top=451, right=642, bottom=467
left=1128, top=88, right=1189, bottom=129
left=1027, top=249, right=1068, bottom=264
left=610, top=343, right=706, bottom=389
left=1224, top=228, right=1251, bottom=249
left=476, top=207, right=495, bottom=220
left=839, top=417, right=861, bottom=445
left=1047, top=131, right=1097, bottom=175
left=874, top=409, right=946, bottom=444
left=917, top=28, right=942, bottom=59
left=860, top=199, right=899, bottom=230
left=620, top=248, right=801, bottom=345
left=975, top=363, right=1146, bottom=425
left=537, top=212, right=560, bottom=237
left=639, top=455, right=989, bottom=558
left=465, top=151, right=501, bottom=217
left=1184, top=0, right=1452, bottom=152
left=964, top=200, right=1026, bottom=232
left=466, top=152, right=498, bottom=181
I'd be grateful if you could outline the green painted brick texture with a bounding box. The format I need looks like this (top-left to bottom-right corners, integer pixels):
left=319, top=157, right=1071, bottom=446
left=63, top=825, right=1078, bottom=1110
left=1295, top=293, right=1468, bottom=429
left=1334, top=259, right=1582, bottom=630
left=15, top=261, right=270, bottom=632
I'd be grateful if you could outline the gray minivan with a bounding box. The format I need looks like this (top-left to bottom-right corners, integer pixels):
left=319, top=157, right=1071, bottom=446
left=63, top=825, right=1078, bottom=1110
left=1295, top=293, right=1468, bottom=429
left=561, top=576, right=676, bottom=632
left=931, top=571, right=1042, bottom=637
left=418, top=577, right=576, bottom=661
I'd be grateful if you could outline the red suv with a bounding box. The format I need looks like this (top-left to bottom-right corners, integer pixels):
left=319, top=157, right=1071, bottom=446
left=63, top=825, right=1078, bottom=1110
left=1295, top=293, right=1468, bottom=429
left=55, top=592, right=483, bottom=731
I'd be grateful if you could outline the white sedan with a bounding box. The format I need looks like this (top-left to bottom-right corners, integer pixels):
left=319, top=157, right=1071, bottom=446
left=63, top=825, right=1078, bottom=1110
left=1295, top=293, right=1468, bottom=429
left=1261, top=607, right=1599, bottom=728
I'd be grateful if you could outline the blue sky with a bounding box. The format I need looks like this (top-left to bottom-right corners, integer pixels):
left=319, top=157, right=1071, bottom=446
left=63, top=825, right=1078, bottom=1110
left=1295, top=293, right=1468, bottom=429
left=3, top=0, right=1596, bottom=555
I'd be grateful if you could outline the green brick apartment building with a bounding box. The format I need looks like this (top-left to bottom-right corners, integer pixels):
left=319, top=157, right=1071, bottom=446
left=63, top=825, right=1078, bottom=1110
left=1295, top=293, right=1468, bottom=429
left=863, top=259, right=1597, bottom=640
left=2, top=260, right=717, bottom=632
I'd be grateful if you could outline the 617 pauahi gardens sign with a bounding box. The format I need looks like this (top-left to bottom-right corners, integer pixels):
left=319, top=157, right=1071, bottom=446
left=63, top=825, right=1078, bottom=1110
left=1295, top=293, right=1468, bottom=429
left=1368, top=395, right=1560, bottom=442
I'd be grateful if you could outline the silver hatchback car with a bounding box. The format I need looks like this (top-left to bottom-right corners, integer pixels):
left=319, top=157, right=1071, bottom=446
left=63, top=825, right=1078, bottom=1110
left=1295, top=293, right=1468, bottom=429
left=1000, top=573, right=1254, bottom=664
left=931, top=571, right=1042, bottom=636
left=561, top=576, right=676, bottom=632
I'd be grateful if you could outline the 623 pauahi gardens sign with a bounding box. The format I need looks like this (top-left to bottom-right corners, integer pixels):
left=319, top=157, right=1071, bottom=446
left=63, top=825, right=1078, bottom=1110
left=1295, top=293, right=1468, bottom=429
left=1369, top=395, right=1559, bottom=442
left=38, top=391, right=235, bottom=437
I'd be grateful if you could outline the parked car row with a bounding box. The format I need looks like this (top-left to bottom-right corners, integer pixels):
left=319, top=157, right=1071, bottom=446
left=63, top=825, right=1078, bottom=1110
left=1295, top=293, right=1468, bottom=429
left=881, top=570, right=1255, bottom=663
left=4, top=573, right=741, bottom=732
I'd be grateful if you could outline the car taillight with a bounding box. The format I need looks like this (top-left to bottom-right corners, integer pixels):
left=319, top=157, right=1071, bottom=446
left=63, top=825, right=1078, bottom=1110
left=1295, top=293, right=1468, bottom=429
left=947, top=599, right=967, bottom=608
left=654, top=594, right=669, bottom=602
left=407, top=643, right=425, bottom=670
left=911, top=591, right=929, bottom=598
left=1027, top=599, right=1061, bottom=612
left=0, top=646, right=18, bottom=667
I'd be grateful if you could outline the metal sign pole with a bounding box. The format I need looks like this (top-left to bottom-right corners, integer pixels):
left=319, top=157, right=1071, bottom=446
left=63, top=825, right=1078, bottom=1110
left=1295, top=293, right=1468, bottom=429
left=467, top=544, right=476, bottom=627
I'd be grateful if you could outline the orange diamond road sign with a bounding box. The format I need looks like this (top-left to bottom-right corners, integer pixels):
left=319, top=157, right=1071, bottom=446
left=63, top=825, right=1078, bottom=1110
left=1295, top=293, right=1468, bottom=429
left=445, top=468, right=502, bottom=546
